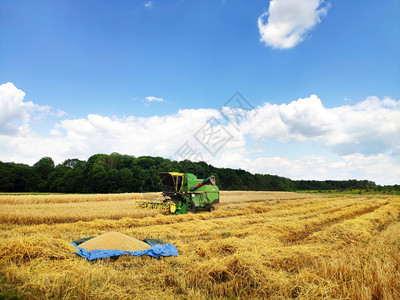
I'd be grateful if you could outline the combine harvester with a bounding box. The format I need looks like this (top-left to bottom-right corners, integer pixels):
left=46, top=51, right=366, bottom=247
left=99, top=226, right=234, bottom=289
left=136, top=172, right=219, bottom=214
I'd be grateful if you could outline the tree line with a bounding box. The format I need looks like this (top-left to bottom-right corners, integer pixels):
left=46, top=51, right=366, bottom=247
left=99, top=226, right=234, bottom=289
left=0, top=153, right=398, bottom=193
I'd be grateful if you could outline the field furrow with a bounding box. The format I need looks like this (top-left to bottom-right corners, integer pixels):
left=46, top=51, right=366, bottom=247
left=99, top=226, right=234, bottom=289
left=1, top=192, right=399, bottom=299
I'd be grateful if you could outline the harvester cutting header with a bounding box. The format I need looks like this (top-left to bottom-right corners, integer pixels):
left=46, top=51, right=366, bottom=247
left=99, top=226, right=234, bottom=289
left=136, top=172, right=219, bottom=214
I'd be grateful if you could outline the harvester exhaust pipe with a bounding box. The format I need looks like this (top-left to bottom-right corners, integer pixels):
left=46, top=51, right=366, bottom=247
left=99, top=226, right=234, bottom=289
left=190, top=176, right=216, bottom=191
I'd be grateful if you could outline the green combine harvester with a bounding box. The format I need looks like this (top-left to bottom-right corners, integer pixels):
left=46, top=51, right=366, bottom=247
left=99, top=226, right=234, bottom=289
left=136, top=172, right=219, bottom=214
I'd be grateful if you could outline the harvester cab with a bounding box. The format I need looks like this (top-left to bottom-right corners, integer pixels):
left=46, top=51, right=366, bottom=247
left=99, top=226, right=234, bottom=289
left=136, top=172, right=219, bottom=214
left=159, top=172, right=184, bottom=198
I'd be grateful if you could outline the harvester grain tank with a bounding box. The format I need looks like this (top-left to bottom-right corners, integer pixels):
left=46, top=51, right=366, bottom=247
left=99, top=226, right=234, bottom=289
left=136, top=172, right=219, bottom=214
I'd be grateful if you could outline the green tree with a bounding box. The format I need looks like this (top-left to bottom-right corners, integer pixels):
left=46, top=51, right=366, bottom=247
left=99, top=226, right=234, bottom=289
left=33, top=157, right=55, bottom=180
left=117, top=168, right=135, bottom=192
left=61, top=158, right=86, bottom=170
left=48, top=166, right=68, bottom=192
left=12, top=163, right=41, bottom=192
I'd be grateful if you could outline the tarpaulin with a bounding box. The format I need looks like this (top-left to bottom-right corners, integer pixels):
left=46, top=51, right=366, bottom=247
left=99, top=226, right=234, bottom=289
left=71, top=242, right=178, bottom=261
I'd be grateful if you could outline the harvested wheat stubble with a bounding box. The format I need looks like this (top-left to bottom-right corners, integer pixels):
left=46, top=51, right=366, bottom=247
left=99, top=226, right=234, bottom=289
left=78, top=232, right=151, bottom=251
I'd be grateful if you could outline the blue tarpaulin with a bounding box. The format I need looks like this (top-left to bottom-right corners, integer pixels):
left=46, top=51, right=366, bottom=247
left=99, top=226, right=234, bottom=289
left=72, top=242, right=178, bottom=261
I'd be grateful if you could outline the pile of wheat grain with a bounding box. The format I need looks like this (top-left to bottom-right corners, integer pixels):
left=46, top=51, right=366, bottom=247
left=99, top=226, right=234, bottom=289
left=78, top=232, right=151, bottom=251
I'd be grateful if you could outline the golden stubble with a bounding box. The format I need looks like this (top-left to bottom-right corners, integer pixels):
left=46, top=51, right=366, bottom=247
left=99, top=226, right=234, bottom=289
left=0, top=191, right=399, bottom=299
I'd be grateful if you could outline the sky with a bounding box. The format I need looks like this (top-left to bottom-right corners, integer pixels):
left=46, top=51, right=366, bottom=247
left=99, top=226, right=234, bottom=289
left=0, top=0, right=399, bottom=185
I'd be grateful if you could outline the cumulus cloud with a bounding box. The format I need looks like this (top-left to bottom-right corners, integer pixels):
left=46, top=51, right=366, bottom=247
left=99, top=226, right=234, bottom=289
left=0, top=82, right=53, bottom=135
left=144, top=1, right=152, bottom=9
left=242, top=95, right=400, bottom=156
left=212, top=151, right=400, bottom=185
left=1, top=82, right=399, bottom=184
left=258, top=0, right=330, bottom=49
left=56, top=108, right=224, bottom=159
left=145, top=96, right=164, bottom=102
left=54, top=95, right=398, bottom=166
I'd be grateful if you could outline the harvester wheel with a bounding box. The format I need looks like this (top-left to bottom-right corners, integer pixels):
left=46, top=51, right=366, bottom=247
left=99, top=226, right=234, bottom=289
left=208, top=205, right=215, bottom=212
left=189, top=201, right=196, bottom=214
left=169, top=203, right=177, bottom=214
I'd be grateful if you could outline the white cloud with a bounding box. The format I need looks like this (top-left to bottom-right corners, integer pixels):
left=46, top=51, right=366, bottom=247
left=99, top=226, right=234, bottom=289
left=145, top=96, right=164, bottom=102
left=55, top=108, right=222, bottom=159
left=258, top=0, right=330, bottom=49
left=54, top=109, right=67, bottom=117
left=144, top=1, right=152, bottom=8
left=242, top=95, right=400, bottom=156
left=211, top=151, right=400, bottom=185
left=50, top=129, right=62, bottom=136
left=0, top=82, right=53, bottom=135
left=1, top=82, right=399, bottom=185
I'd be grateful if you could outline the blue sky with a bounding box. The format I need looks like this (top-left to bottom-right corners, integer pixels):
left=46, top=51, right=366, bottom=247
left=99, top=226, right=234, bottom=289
left=1, top=0, right=399, bottom=184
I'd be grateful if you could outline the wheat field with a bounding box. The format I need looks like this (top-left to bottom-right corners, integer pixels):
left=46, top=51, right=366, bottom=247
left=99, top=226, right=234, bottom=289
left=0, top=191, right=399, bottom=299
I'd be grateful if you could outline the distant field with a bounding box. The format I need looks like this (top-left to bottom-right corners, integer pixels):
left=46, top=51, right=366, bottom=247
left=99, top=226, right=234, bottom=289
left=1, top=191, right=399, bottom=299
left=298, top=189, right=400, bottom=195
